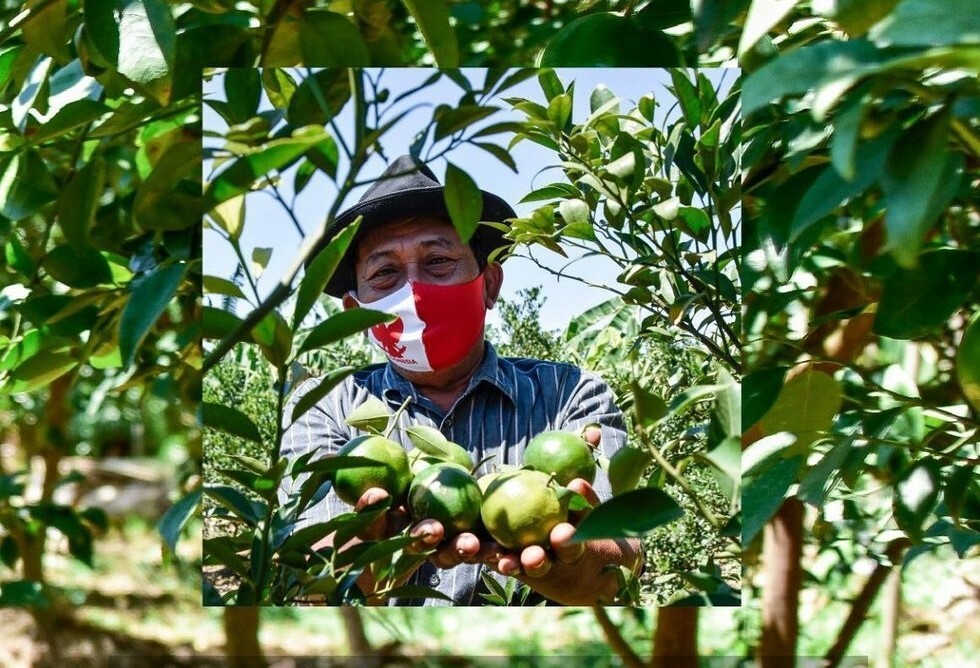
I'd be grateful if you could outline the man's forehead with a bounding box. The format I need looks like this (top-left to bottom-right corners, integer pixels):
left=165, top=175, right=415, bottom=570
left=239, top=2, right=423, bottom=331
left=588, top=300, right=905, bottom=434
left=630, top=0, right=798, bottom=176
left=357, top=218, right=466, bottom=260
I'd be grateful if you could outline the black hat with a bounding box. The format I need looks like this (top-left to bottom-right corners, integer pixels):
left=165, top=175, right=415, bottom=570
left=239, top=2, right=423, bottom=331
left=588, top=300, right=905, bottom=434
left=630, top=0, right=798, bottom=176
left=313, top=155, right=516, bottom=298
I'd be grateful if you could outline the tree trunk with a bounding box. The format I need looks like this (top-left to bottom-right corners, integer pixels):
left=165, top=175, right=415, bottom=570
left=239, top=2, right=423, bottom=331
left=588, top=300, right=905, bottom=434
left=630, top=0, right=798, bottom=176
left=224, top=607, right=264, bottom=668
left=759, top=497, right=804, bottom=667
left=341, top=607, right=372, bottom=655
left=652, top=606, right=699, bottom=668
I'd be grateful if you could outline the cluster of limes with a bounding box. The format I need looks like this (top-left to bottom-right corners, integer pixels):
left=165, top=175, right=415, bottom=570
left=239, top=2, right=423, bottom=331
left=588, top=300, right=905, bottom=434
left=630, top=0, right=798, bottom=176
left=330, top=429, right=598, bottom=551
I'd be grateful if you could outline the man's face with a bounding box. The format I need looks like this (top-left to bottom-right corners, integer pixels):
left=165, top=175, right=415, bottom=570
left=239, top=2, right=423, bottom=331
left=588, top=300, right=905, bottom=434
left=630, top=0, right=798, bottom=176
left=353, top=217, right=482, bottom=303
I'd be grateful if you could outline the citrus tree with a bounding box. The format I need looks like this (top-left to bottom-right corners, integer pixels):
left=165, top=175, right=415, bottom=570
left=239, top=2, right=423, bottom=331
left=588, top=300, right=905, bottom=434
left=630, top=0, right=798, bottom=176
left=0, top=0, right=200, bottom=626
left=737, top=1, right=979, bottom=665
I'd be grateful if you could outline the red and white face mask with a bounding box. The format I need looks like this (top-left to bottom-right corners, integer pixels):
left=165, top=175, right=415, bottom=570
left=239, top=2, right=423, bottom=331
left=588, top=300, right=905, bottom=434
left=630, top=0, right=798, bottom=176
left=347, top=273, right=487, bottom=372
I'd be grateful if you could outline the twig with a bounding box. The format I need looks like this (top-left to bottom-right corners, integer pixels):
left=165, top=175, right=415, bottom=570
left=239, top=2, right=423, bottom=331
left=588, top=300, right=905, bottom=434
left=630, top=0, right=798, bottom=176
left=824, top=538, right=911, bottom=668
left=592, top=606, right=647, bottom=668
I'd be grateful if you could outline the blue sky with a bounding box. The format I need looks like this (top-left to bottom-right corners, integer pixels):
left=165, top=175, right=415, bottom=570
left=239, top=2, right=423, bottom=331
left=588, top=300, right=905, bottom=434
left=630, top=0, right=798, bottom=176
left=203, top=68, right=735, bottom=333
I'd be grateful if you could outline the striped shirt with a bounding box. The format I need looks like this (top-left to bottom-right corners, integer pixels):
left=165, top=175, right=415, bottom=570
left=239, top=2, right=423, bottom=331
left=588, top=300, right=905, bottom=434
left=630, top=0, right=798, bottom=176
left=279, top=341, right=627, bottom=606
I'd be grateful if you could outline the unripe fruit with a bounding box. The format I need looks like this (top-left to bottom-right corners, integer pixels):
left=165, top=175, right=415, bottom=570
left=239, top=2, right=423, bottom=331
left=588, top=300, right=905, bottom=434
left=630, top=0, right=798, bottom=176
left=332, top=435, right=411, bottom=506
left=408, top=463, right=482, bottom=537
left=523, top=430, right=597, bottom=485
left=480, top=470, right=567, bottom=550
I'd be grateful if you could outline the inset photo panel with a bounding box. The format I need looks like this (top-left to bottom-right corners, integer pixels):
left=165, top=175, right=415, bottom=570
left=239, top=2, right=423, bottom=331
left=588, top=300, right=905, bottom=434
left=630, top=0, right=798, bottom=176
left=201, top=67, right=741, bottom=607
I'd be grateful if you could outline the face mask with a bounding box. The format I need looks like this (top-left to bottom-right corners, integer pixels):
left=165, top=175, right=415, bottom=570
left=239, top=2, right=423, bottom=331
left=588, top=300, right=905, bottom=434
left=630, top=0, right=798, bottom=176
left=348, top=273, right=487, bottom=372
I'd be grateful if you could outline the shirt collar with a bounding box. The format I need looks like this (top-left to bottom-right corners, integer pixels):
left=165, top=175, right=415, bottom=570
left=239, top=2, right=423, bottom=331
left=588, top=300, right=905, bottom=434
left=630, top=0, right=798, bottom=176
left=380, top=341, right=517, bottom=405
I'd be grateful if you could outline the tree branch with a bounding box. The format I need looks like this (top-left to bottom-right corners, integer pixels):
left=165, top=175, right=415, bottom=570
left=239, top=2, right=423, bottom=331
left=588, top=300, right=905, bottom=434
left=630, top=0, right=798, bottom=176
left=592, top=606, right=647, bottom=668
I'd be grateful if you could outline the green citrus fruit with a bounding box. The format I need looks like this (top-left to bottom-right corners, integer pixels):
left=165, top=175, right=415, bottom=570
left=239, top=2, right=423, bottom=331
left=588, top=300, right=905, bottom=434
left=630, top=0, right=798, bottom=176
left=408, top=463, right=483, bottom=536
left=540, top=14, right=682, bottom=67
left=523, top=430, right=597, bottom=485
left=957, top=313, right=980, bottom=411
left=407, top=446, right=473, bottom=475
left=332, top=435, right=412, bottom=506
left=480, top=470, right=568, bottom=550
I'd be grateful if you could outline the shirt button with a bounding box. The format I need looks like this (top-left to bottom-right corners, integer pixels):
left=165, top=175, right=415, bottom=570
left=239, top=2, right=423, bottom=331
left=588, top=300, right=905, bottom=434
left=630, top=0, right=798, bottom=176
left=444, top=417, right=454, bottom=429
left=428, top=573, right=440, bottom=586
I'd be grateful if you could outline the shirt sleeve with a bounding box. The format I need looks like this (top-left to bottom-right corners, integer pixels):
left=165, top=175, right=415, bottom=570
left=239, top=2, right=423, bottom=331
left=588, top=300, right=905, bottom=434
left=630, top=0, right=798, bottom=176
left=278, top=377, right=352, bottom=532
left=555, top=369, right=628, bottom=503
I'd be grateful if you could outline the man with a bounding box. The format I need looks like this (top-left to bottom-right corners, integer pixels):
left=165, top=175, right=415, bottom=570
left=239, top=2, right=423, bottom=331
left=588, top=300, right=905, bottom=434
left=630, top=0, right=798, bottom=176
left=280, top=155, right=641, bottom=605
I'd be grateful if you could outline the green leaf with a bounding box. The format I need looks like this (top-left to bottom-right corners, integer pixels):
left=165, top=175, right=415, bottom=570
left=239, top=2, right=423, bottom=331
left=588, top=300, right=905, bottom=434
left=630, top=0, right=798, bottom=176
left=869, top=0, right=980, bottom=47
left=742, top=40, right=883, bottom=117
left=385, top=584, right=456, bottom=603
left=0, top=152, right=57, bottom=220
left=86, top=0, right=176, bottom=104
left=547, top=94, right=572, bottom=129
left=676, top=207, right=711, bottom=242
left=635, top=0, right=692, bottom=30
left=669, top=69, right=701, bottom=128
left=631, top=381, right=668, bottom=428
left=558, top=198, right=590, bottom=226
left=205, top=485, right=264, bottom=527
left=738, top=0, right=801, bottom=56
left=4, top=238, right=35, bottom=278
left=42, top=245, right=113, bottom=287
left=743, top=367, right=788, bottom=428
left=0, top=580, right=47, bottom=608
left=119, top=263, right=186, bottom=367
left=401, top=0, right=460, bottom=67
left=202, top=306, right=243, bottom=340
left=204, top=131, right=330, bottom=209
left=444, top=162, right=482, bottom=244
left=880, top=114, right=960, bottom=266
left=32, top=100, right=110, bottom=144
left=798, top=435, right=855, bottom=507
left=134, top=141, right=203, bottom=231
left=701, top=436, right=741, bottom=499
left=893, top=458, right=941, bottom=541
left=758, top=369, right=842, bottom=452
left=251, top=310, right=292, bottom=366
left=873, top=249, right=978, bottom=339
left=404, top=425, right=451, bottom=458
left=829, top=87, right=868, bottom=180
left=299, top=11, right=369, bottom=65
left=343, top=395, right=393, bottom=432
left=537, top=69, right=564, bottom=101
left=590, top=84, right=616, bottom=113
left=299, top=308, right=394, bottom=354
left=157, top=487, right=202, bottom=552
left=572, top=488, right=684, bottom=541
left=434, top=106, right=499, bottom=141
left=57, top=155, right=105, bottom=249
left=21, top=0, right=71, bottom=61
left=287, top=69, right=351, bottom=127
left=293, top=221, right=361, bottom=330
left=608, top=447, right=654, bottom=496
left=9, top=353, right=77, bottom=392
left=713, top=370, right=741, bottom=439
left=289, top=366, right=359, bottom=427
left=203, top=275, right=246, bottom=300
left=957, top=313, right=980, bottom=412
left=201, top=402, right=263, bottom=444
left=742, top=456, right=804, bottom=546
left=791, top=131, right=895, bottom=239
left=223, top=68, right=262, bottom=125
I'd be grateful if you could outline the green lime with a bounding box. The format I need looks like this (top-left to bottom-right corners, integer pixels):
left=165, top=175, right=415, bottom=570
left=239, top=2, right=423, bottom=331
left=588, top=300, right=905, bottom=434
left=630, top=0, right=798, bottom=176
left=523, top=430, right=597, bottom=485
left=480, top=470, right=567, bottom=550
left=332, top=435, right=412, bottom=506
left=540, top=14, right=682, bottom=67
left=957, top=313, right=980, bottom=412
left=408, top=463, right=483, bottom=537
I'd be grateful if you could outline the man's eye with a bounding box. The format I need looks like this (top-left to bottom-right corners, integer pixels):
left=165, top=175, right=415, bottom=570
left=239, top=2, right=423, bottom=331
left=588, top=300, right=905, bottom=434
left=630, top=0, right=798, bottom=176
left=372, top=267, right=397, bottom=278
left=428, top=257, right=453, bottom=267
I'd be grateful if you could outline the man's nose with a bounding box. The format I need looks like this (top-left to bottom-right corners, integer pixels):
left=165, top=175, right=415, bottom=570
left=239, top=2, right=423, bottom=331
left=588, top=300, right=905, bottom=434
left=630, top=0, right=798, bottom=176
left=404, top=263, right=425, bottom=283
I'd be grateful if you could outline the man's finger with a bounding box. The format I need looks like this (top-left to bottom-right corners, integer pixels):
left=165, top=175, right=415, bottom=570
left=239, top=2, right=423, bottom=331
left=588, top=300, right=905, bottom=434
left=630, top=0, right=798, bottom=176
left=496, top=554, right=522, bottom=577
left=566, top=479, right=600, bottom=507
left=520, top=545, right=551, bottom=578
left=450, top=532, right=482, bottom=563
left=355, top=487, right=391, bottom=540
left=551, top=522, right=586, bottom=564
left=584, top=425, right=602, bottom=448
left=407, top=519, right=444, bottom=554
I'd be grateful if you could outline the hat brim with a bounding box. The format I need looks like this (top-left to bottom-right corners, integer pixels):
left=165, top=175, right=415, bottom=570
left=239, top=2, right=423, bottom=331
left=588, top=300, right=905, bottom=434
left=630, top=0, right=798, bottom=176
left=318, top=186, right=515, bottom=298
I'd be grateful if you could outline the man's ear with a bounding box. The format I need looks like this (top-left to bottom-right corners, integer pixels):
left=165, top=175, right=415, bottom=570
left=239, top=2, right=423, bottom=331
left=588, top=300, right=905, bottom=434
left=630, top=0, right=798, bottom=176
left=483, top=262, right=504, bottom=309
